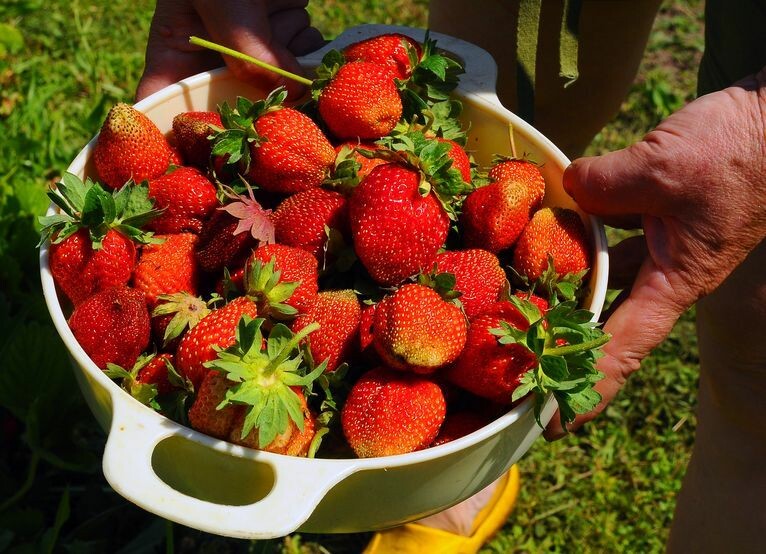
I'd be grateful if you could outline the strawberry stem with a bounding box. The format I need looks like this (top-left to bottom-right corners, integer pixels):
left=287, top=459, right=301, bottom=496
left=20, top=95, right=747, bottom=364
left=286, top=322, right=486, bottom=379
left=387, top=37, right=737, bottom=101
left=542, top=333, right=611, bottom=357
left=188, top=36, right=314, bottom=87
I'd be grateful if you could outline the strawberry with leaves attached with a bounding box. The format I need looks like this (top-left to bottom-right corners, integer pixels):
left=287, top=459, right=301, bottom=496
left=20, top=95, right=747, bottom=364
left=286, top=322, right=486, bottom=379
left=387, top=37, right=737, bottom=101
left=202, top=316, right=326, bottom=451
left=349, top=131, right=472, bottom=285
left=314, top=51, right=403, bottom=140
left=447, top=296, right=608, bottom=428
left=40, top=173, right=162, bottom=305
left=342, top=33, right=423, bottom=80
left=512, top=207, right=591, bottom=301
left=212, top=88, right=335, bottom=195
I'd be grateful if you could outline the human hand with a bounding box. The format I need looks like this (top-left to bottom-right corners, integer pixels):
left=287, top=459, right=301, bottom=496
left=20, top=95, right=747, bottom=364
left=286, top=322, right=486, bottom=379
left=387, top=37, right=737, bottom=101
left=135, top=0, right=324, bottom=101
left=545, top=70, right=766, bottom=439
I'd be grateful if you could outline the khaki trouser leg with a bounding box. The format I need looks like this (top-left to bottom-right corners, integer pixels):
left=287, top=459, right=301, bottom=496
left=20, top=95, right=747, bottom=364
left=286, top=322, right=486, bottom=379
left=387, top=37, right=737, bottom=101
left=668, top=240, right=766, bottom=553
left=428, top=0, right=662, bottom=158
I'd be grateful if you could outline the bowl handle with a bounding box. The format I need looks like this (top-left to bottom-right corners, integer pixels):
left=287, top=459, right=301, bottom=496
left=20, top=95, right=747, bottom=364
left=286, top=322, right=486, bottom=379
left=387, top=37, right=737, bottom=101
left=102, top=394, right=357, bottom=539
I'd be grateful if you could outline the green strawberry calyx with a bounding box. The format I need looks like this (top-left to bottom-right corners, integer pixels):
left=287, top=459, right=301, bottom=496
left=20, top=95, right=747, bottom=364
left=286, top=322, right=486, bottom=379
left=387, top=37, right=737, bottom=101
left=400, top=32, right=464, bottom=125
left=490, top=296, right=609, bottom=430
left=206, top=316, right=326, bottom=448
left=243, top=256, right=300, bottom=319
left=311, top=49, right=345, bottom=101
left=323, top=144, right=364, bottom=193
left=371, top=130, right=473, bottom=219
left=211, top=88, right=289, bottom=173
left=105, top=354, right=162, bottom=410
left=38, top=172, right=163, bottom=249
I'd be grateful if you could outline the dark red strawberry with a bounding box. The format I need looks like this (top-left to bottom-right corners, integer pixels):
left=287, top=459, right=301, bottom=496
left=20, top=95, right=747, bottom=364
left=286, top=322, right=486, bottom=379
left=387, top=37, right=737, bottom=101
left=136, top=353, right=176, bottom=395
left=68, top=286, right=151, bottom=370
left=431, top=411, right=490, bottom=447
left=445, top=301, right=537, bottom=404
left=172, top=111, right=222, bottom=169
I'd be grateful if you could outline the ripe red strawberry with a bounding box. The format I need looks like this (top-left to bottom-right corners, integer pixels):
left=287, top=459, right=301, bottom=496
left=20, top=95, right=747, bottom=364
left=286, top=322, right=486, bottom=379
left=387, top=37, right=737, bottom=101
left=133, top=233, right=200, bottom=306
left=512, top=207, right=591, bottom=281
left=433, top=249, right=507, bottom=319
left=50, top=228, right=137, bottom=306
left=248, top=107, right=336, bottom=194
left=460, top=180, right=531, bottom=253
left=488, top=158, right=545, bottom=210
left=188, top=370, right=240, bottom=439
left=93, top=103, right=177, bottom=189
left=68, top=286, right=151, bottom=370
left=247, top=244, right=319, bottom=315
left=41, top=175, right=161, bottom=306
left=172, top=111, right=222, bottom=168
left=431, top=411, right=490, bottom=447
left=213, top=90, right=335, bottom=195
left=343, top=33, right=422, bottom=79
left=349, top=163, right=449, bottom=285
left=445, top=301, right=537, bottom=404
left=136, top=353, right=176, bottom=395
left=291, top=289, right=361, bottom=372
left=175, top=296, right=258, bottom=388
left=146, top=167, right=218, bottom=234
left=341, top=367, right=446, bottom=458
left=317, top=61, right=403, bottom=140
left=229, top=387, right=316, bottom=456
left=372, top=283, right=467, bottom=374
left=272, top=188, right=348, bottom=260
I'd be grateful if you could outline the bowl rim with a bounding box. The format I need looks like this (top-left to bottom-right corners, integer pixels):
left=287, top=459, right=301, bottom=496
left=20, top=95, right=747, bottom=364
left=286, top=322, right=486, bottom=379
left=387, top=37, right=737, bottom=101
left=39, top=64, right=608, bottom=469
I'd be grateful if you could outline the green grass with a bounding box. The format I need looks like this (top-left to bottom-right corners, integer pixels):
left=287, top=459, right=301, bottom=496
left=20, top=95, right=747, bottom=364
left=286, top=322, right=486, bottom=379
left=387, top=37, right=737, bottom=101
left=0, top=0, right=703, bottom=552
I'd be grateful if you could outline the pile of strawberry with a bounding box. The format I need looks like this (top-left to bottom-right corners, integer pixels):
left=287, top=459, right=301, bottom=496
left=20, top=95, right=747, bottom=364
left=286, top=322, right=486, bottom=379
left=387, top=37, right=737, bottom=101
left=41, top=33, right=607, bottom=459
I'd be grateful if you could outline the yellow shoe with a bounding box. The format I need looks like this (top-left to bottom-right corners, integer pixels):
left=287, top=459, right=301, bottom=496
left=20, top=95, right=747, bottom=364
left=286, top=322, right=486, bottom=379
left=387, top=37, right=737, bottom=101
left=363, top=466, right=520, bottom=554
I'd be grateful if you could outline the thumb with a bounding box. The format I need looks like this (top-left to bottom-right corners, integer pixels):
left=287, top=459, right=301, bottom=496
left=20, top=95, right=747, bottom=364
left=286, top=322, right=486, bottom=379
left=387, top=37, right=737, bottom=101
left=544, top=249, right=686, bottom=439
left=563, top=140, right=667, bottom=217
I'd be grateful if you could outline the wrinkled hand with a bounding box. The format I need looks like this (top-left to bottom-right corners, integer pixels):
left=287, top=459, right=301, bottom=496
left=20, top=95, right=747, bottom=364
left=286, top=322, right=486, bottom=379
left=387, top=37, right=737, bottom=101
left=135, top=0, right=324, bottom=101
left=546, top=69, right=766, bottom=439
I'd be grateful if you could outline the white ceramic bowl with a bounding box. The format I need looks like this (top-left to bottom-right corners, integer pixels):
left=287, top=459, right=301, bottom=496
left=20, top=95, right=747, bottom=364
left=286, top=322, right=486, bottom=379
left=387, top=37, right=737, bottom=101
left=40, top=25, right=608, bottom=539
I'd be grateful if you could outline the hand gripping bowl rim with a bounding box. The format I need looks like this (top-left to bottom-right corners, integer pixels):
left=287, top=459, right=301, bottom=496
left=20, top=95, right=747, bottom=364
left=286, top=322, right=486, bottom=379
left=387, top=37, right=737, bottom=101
left=38, top=24, right=609, bottom=538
